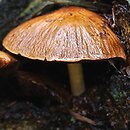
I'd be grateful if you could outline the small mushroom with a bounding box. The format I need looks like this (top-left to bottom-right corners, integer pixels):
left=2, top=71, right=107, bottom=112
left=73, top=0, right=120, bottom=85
left=0, top=51, right=16, bottom=68
left=3, top=6, right=126, bottom=96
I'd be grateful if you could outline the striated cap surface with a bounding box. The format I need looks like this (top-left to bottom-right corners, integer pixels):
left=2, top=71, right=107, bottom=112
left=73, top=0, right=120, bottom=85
left=3, top=6, right=126, bottom=62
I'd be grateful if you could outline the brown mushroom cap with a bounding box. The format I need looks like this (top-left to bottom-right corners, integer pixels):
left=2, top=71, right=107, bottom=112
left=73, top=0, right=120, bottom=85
left=0, top=51, right=16, bottom=68
left=3, top=6, right=126, bottom=62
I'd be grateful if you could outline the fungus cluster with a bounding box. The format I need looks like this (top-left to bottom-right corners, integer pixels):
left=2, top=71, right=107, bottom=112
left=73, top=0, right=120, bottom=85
left=2, top=6, right=126, bottom=96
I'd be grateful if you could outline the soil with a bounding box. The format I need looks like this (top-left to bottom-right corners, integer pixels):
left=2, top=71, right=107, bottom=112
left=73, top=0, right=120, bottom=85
left=0, top=60, right=129, bottom=130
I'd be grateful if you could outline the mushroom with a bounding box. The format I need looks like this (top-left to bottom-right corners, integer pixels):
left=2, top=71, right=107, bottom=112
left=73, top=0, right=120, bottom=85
left=3, top=6, right=126, bottom=96
left=0, top=51, right=16, bottom=68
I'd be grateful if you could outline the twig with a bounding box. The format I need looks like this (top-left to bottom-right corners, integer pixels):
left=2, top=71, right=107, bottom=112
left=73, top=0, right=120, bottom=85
left=69, top=110, right=96, bottom=125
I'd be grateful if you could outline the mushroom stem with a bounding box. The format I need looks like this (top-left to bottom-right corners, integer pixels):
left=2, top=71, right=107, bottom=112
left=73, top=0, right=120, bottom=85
left=67, top=63, right=85, bottom=96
